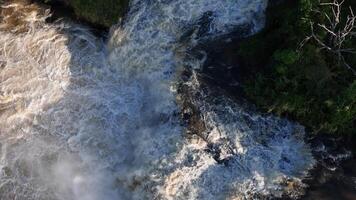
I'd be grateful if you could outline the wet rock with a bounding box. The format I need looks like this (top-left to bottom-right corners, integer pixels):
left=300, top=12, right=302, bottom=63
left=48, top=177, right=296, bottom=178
left=39, top=0, right=129, bottom=28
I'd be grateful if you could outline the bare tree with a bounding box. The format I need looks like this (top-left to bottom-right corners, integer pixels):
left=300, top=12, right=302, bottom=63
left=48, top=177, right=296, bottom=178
left=301, top=0, right=356, bottom=75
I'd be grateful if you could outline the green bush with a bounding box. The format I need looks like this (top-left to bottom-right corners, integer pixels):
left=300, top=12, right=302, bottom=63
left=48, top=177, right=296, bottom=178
left=239, top=0, right=356, bottom=135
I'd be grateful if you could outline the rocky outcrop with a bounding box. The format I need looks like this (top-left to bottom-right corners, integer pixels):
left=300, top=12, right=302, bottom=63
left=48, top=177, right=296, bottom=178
left=40, top=0, right=129, bottom=28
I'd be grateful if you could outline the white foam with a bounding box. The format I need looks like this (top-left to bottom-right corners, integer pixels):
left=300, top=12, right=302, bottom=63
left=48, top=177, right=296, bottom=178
left=0, top=1, right=314, bottom=199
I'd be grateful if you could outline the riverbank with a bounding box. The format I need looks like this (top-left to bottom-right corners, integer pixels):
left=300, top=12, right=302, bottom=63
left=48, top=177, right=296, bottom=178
left=1, top=0, right=354, bottom=199
left=199, top=0, right=356, bottom=199
left=28, top=0, right=355, bottom=138
left=235, top=0, right=355, bottom=136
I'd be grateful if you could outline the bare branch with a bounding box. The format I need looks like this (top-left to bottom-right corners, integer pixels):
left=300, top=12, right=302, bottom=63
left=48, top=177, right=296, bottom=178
left=303, top=0, right=356, bottom=75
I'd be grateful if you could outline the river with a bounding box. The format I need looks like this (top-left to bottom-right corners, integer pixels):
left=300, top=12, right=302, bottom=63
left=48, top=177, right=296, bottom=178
left=0, top=1, right=348, bottom=199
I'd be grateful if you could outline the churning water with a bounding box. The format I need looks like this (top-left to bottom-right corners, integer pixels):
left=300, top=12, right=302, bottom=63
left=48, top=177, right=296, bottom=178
left=0, top=0, right=315, bottom=199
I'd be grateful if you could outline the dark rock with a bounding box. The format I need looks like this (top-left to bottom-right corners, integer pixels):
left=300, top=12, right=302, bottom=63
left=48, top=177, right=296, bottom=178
left=39, top=0, right=130, bottom=28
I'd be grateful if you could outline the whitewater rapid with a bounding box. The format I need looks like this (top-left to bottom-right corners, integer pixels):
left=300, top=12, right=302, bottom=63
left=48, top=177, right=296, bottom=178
left=0, top=1, right=314, bottom=200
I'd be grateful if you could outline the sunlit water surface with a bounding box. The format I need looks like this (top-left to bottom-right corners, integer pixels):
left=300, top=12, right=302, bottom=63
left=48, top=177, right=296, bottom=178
left=0, top=1, right=315, bottom=199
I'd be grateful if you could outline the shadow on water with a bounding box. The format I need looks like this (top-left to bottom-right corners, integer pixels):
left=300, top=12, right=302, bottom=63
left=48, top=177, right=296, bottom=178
left=0, top=1, right=135, bottom=199
left=177, top=61, right=315, bottom=199
left=200, top=22, right=356, bottom=200
left=0, top=0, right=185, bottom=198
left=44, top=4, right=314, bottom=199
left=1, top=0, right=354, bottom=200
left=301, top=136, right=356, bottom=200
left=58, top=0, right=356, bottom=198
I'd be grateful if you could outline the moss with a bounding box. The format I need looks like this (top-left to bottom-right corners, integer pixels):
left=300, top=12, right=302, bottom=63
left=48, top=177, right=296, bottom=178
left=40, top=0, right=129, bottom=27
left=69, top=0, right=129, bottom=27
left=238, top=0, right=356, bottom=135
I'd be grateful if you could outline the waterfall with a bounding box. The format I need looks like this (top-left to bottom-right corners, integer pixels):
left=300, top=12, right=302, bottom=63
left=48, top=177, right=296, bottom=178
left=0, top=1, right=315, bottom=199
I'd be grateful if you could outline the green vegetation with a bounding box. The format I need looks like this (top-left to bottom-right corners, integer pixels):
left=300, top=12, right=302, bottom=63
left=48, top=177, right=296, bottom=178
left=42, top=0, right=129, bottom=27
left=69, top=0, right=129, bottom=27
left=238, top=0, right=356, bottom=135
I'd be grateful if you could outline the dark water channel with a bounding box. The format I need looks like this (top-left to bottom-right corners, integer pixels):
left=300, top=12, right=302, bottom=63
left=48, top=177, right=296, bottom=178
left=201, top=37, right=356, bottom=200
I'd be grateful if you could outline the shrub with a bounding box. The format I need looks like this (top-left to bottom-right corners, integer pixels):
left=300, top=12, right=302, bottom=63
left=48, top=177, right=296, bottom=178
left=239, top=0, right=356, bottom=135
